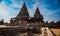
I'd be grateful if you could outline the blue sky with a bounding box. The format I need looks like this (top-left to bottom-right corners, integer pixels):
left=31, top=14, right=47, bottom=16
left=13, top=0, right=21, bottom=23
left=0, top=0, right=60, bottom=23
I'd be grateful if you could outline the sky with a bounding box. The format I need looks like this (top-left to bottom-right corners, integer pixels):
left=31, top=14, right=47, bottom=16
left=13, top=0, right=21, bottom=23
left=0, top=0, right=60, bottom=23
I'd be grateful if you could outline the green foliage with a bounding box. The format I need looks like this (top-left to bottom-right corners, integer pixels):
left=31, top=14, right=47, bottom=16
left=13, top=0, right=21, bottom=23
left=0, top=19, right=4, bottom=24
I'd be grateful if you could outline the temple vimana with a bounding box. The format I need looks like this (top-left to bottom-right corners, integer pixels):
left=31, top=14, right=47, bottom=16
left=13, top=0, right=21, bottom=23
left=10, top=2, right=44, bottom=26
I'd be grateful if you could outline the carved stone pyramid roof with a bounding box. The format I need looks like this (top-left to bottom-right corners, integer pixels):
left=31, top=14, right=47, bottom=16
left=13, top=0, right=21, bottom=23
left=16, top=2, right=29, bottom=19
left=34, top=7, right=43, bottom=19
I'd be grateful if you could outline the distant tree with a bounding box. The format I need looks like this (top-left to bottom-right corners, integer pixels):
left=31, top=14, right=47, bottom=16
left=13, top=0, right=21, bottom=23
left=45, top=21, right=48, bottom=24
left=55, top=21, right=60, bottom=27
left=45, top=21, right=48, bottom=27
left=50, top=21, right=55, bottom=24
left=0, top=19, right=4, bottom=24
left=1, top=19, right=4, bottom=24
left=56, top=21, right=60, bottom=24
left=5, top=22, right=10, bottom=26
left=49, top=21, right=55, bottom=28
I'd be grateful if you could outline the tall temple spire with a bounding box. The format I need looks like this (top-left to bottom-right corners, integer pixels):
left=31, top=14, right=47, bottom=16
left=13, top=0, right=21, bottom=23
left=34, top=7, right=43, bottom=22
left=16, top=2, right=29, bottom=20
left=18, top=2, right=29, bottom=16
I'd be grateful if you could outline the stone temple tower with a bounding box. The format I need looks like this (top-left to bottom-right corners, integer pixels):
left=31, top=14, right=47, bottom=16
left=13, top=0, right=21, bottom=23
left=34, top=7, right=44, bottom=23
left=16, top=2, right=29, bottom=20
left=10, top=2, right=29, bottom=26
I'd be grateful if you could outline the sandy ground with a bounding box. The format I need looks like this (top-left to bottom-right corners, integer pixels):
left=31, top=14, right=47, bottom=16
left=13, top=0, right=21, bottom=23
left=50, top=28, right=60, bottom=36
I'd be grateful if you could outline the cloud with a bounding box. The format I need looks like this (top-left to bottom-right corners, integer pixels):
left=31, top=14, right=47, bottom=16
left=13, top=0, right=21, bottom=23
left=0, top=0, right=3, bottom=3
left=27, top=1, right=39, bottom=17
left=0, top=1, right=19, bottom=23
left=8, top=0, right=23, bottom=8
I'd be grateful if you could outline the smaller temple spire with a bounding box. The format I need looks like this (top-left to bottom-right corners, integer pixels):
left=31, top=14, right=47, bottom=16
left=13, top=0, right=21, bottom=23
left=34, top=7, right=44, bottom=22
left=34, top=7, right=40, bottom=18
left=34, top=7, right=43, bottom=19
left=35, top=7, right=40, bottom=13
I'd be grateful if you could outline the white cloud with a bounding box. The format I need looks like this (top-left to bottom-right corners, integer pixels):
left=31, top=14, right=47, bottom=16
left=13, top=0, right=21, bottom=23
left=28, top=1, right=40, bottom=17
left=9, top=0, right=23, bottom=8
left=0, top=0, right=23, bottom=23
left=0, top=1, right=17, bottom=23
